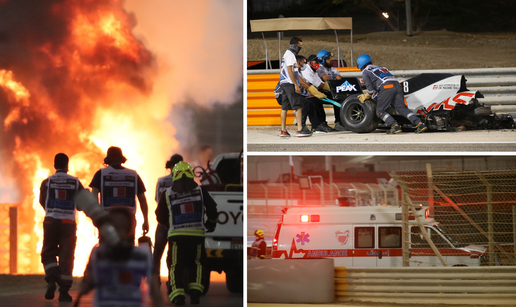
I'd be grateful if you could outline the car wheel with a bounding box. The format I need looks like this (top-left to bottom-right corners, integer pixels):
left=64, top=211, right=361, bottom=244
left=340, top=96, right=379, bottom=133
left=225, top=267, right=243, bottom=294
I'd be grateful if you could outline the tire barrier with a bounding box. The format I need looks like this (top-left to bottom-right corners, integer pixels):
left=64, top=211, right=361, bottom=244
left=247, top=258, right=335, bottom=303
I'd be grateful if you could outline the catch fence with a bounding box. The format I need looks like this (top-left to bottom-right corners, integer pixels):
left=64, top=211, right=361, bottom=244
left=248, top=162, right=516, bottom=267
left=390, top=164, right=516, bottom=267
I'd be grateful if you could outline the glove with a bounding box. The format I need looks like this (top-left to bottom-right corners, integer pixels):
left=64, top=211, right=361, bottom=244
left=205, top=219, right=217, bottom=233
left=307, top=85, right=326, bottom=99
left=358, top=92, right=372, bottom=103
left=322, top=81, right=331, bottom=91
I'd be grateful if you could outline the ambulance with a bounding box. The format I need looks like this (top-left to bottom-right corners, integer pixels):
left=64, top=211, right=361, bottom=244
left=272, top=206, right=485, bottom=267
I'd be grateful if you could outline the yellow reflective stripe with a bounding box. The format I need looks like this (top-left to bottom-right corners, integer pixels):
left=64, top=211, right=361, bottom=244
left=168, top=229, right=205, bottom=237
left=188, top=282, right=204, bottom=292
left=169, top=242, right=178, bottom=293
left=169, top=288, right=185, bottom=301
left=195, top=243, right=202, bottom=287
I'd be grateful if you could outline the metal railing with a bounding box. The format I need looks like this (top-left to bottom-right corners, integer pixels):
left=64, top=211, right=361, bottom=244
left=247, top=181, right=399, bottom=218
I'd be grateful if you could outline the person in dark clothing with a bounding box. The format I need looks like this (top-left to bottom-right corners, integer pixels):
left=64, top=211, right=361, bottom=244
left=154, top=154, right=183, bottom=277
left=249, top=229, right=267, bottom=259
left=356, top=54, right=428, bottom=134
left=89, top=146, right=149, bottom=237
left=39, top=153, right=84, bottom=301
left=156, top=161, right=218, bottom=306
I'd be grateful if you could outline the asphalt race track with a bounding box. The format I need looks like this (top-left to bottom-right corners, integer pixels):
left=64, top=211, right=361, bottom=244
left=247, top=128, right=516, bottom=152
left=0, top=276, right=243, bottom=307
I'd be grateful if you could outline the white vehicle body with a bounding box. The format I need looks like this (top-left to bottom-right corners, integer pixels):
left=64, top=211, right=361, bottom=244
left=205, top=191, right=243, bottom=251
left=272, top=206, right=483, bottom=267
left=202, top=152, right=244, bottom=294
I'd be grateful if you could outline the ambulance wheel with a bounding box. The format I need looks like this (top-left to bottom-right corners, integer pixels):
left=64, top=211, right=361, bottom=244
left=225, top=267, right=243, bottom=294
left=340, top=97, right=378, bottom=133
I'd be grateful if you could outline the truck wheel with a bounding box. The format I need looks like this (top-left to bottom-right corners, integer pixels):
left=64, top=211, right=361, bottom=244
left=225, top=268, right=243, bottom=294
left=340, top=96, right=378, bottom=133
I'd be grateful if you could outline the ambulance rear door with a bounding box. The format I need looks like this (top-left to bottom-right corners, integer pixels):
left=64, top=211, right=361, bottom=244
left=352, top=224, right=403, bottom=267
left=377, top=225, right=402, bottom=267
left=352, top=225, right=377, bottom=267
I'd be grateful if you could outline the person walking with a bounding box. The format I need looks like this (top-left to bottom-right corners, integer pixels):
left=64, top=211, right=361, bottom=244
left=154, top=154, right=183, bottom=278
left=356, top=54, right=428, bottom=134
left=156, top=161, right=218, bottom=306
left=89, top=146, right=150, bottom=237
left=39, top=153, right=83, bottom=301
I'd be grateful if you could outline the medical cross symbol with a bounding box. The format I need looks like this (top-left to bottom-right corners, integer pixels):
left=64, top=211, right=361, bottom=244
left=336, top=81, right=357, bottom=92
left=296, top=232, right=310, bottom=245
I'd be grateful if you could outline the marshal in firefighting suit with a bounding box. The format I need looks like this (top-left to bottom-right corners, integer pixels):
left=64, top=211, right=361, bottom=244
left=250, top=229, right=267, bottom=259
left=39, top=153, right=84, bottom=302
left=155, top=161, right=218, bottom=306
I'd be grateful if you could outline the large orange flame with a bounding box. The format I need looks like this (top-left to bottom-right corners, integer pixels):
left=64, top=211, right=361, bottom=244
left=0, top=0, right=175, bottom=276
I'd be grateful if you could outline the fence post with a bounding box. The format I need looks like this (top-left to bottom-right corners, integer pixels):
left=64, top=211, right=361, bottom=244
left=9, top=206, right=17, bottom=274
left=477, top=173, right=495, bottom=266
left=513, top=205, right=516, bottom=265
left=401, top=189, right=410, bottom=267
left=406, top=194, right=448, bottom=267
left=426, top=163, right=434, bottom=217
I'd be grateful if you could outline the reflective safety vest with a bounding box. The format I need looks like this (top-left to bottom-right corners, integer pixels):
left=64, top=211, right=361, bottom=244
left=165, top=186, right=205, bottom=237
left=44, top=172, right=81, bottom=221
left=155, top=174, right=173, bottom=203
left=89, top=245, right=152, bottom=307
left=100, top=166, right=138, bottom=211
left=250, top=238, right=266, bottom=259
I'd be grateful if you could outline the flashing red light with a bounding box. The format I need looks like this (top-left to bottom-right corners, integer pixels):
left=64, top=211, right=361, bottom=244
left=311, top=215, right=320, bottom=222
left=272, top=237, right=278, bottom=249
left=301, top=215, right=309, bottom=223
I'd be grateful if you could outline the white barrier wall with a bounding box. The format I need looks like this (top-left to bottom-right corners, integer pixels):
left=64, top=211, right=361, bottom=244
left=247, top=258, right=335, bottom=303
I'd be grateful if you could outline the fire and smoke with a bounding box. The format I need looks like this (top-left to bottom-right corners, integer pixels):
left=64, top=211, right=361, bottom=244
left=0, top=0, right=242, bottom=276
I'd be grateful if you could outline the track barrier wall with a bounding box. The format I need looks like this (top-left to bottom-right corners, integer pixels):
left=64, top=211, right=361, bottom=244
left=247, top=67, right=516, bottom=126
left=335, top=266, right=516, bottom=305
left=247, top=258, right=335, bottom=303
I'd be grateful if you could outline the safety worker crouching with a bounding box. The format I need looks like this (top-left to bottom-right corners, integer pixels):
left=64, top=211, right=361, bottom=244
left=356, top=54, right=428, bottom=134
left=155, top=161, right=218, bottom=306
left=39, top=153, right=84, bottom=301
left=250, top=229, right=267, bottom=260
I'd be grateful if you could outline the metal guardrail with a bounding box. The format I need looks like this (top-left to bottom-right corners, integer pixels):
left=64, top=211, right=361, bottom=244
left=335, top=266, right=516, bottom=305
left=247, top=67, right=516, bottom=114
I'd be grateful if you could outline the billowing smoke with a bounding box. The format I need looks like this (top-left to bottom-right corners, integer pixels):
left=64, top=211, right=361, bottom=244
left=122, top=0, right=244, bottom=158
left=123, top=0, right=243, bottom=105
